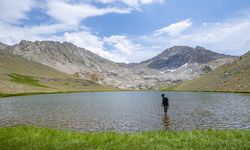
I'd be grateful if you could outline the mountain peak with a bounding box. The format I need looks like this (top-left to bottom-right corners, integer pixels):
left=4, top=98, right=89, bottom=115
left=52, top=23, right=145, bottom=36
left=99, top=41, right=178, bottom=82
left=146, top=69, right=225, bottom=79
left=195, top=46, right=206, bottom=50
left=4, top=40, right=148, bottom=89
left=142, top=46, right=234, bottom=69
left=19, top=40, right=32, bottom=45
left=2, top=41, right=237, bottom=90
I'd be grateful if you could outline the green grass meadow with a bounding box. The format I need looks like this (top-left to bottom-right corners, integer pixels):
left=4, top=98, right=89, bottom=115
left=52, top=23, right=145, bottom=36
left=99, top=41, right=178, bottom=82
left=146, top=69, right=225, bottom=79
left=0, top=126, right=249, bottom=150
left=7, top=73, right=49, bottom=88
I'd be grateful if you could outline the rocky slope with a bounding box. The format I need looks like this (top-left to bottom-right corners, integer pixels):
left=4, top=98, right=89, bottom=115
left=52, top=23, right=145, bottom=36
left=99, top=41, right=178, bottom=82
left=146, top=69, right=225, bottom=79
left=174, top=51, right=250, bottom=92
left=2, top=41, right=146, bottom=89
left=129, top=46, right=236, bottom=89
left=0, top=50, right=114, bottom=94
left=140, top=46, right=230, bottom=69
left=0, top=43, right=7, bottom=50
left=1, top=41, right=236, bottom=90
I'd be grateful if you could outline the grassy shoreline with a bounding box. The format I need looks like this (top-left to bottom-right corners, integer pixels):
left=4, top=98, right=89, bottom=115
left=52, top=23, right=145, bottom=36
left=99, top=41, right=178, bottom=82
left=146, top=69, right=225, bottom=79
left=0, top=91, right=73, bottom=98
left=0, top=126, right=249, bottom=150
left=0, top=90, right=120, bottom=98
left=1, top=89, right=250, bottom=99
left=0, top=89, right=146, bottom=98
left=162, top=89, right=250, bottom=94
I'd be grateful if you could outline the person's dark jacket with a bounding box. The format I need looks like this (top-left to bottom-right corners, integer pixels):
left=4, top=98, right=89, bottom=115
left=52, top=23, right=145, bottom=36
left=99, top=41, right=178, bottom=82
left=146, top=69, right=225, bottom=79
left=162, top=97, right=169, bottom=107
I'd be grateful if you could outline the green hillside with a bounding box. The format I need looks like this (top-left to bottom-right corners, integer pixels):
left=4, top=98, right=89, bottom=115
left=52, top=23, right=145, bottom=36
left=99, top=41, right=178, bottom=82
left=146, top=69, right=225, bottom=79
left=0, top=51, right=116, bottom=96
left=174, top=51, right=250, bottom=93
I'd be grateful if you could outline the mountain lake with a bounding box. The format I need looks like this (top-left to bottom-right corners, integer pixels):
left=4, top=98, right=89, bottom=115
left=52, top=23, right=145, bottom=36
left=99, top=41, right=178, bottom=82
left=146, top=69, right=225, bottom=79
left=0, top=91, right=250, bottom=132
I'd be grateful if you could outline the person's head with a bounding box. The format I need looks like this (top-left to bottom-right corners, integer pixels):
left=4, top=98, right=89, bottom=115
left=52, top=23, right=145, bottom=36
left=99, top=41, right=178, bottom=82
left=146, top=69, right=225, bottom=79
left=161, top=93, right=165, bottom=97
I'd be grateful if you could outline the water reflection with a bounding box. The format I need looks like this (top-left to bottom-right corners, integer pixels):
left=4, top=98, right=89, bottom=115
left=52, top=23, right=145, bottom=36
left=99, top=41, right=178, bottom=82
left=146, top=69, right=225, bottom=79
left=162, top=113, right=171, bottom=129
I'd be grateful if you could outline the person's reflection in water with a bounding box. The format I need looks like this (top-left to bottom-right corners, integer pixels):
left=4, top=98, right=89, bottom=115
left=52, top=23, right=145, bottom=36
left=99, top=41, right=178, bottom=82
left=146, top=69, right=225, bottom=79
left=162, top=113, right=171, bottom=129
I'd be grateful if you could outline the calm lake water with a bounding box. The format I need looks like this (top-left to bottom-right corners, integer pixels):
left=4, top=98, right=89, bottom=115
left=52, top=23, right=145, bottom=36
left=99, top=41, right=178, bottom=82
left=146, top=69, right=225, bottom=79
left=0, top=91, right=250, bottom=131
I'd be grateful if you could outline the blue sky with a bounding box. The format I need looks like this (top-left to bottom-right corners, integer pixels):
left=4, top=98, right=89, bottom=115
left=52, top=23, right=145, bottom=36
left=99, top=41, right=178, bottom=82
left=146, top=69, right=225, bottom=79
left=1, top=0, right=250, bottom=63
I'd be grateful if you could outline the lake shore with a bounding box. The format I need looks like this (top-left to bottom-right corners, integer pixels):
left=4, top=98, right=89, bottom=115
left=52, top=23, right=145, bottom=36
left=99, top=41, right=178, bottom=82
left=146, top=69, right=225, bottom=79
left=0, top=90, right=111, bottom=98
left=162, top=89, right=250, bottom=94
left=1, top=89, right=250, bottom=99
left=0, top=126, right=249, bottom=150
left=0, top=89, right=126, bottom=98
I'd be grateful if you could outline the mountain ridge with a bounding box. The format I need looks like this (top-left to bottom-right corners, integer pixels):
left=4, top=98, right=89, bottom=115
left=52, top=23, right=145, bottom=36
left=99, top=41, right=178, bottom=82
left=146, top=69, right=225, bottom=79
left=1, top=40, right=236, bottom=90
left=138, top=45, right=234, bottom=69
left=2, top=40, right=147, bottom=89
left=129, top=45, right=236, bottom=89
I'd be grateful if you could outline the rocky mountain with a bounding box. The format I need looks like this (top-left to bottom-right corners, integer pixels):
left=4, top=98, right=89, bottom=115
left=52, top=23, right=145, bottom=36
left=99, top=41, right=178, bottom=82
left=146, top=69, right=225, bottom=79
left=0, top=50, right=114, bottom=94
left=175, top=51, right=250, bottom=92
left=0, top=42, right=8, bottom=50
left=2, top=40, right=146, bottom=89
left=129, top=46, right=236, bottom=89
left=140, top=46, right=231, bottom=69
left=1, top=41, right=236, bottom=90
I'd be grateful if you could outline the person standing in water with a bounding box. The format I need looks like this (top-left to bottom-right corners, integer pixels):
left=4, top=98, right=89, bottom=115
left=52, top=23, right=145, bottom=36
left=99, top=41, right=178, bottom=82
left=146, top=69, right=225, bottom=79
left=161, top=94, right=169, bottom=113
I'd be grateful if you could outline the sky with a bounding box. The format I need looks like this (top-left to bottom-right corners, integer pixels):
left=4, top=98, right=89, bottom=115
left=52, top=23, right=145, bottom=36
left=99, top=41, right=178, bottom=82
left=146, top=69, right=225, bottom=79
left=1, top=0, right=250, bottom=63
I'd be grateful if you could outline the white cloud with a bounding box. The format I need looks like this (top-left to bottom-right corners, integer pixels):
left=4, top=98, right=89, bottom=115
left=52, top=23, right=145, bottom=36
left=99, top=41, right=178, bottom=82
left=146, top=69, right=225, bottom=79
left=143, top=16, right=250, bottom=56
left=45, top=0, right=165, bottom=26
left=0, top=21, right=130, bottom=62
left=166, top=18, right=250, bottom=55
left=104, top=35, right=141, bottom=55
left=154, top=19, right=192, bottom=36
left=118, top=0, right=164, bottom=7
left=47, top=0, right=131, bottom=26
left=63, top=31, right=128, bottom=62
left=0, top=0, right=35, bottom=23
left=97, top=0, right=163, bottom=7
left=0, top=22, right=77, bottom=44
left=63, top=33, right=145, bottom=62
left=0, top=0, right=164, bottom=63
left=64, top=31, right=104, bottom=52
left=2, top=0, right=250, bottom=63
